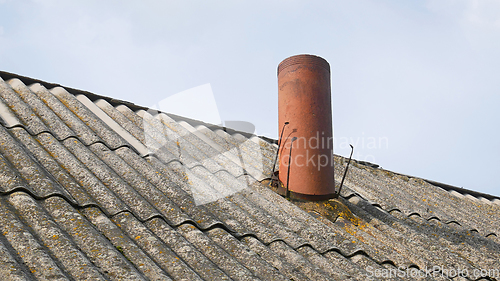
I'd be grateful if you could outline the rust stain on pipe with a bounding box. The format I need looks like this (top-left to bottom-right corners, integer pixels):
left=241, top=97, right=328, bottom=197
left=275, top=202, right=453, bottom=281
left=277, top=54, right=335, bottom=201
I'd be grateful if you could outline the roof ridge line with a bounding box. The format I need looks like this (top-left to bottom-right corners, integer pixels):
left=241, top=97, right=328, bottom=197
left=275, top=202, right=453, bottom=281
left=1, top=70, right=275, bottom=144
left=0, top=70, right=148, bottom=111
left=4, top=70, right=498, bottom=200
left=336, top=154, right=500, bottom=201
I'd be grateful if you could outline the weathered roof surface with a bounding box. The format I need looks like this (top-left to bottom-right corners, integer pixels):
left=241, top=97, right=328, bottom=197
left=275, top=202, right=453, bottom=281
left=0, top=70, right=499, bottom=280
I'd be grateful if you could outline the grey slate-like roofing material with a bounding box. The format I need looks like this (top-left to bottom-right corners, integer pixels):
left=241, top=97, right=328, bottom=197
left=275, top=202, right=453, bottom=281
left=0, top=70, right=499, bottom=280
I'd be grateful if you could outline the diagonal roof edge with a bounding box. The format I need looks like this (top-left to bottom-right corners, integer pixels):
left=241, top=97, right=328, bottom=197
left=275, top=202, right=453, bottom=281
left=347, top=157, right=500, bottom=201
left=0, top=70, right=273, bottom=142
left=0, top=70, right=147, bottom=110
left=2, top=70, right=496, bottom=202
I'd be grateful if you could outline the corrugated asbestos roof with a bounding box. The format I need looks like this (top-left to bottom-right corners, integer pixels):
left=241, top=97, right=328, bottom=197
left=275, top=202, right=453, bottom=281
left=0, top=70, right=499, bottom=280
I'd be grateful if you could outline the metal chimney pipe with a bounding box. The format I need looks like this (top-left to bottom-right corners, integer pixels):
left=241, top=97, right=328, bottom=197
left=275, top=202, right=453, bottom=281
left=277, top=54, right=335, bottom=201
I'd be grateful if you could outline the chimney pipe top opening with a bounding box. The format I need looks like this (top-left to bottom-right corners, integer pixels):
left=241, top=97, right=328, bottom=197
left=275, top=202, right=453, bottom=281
left=277, top=54, right=330, bottom=76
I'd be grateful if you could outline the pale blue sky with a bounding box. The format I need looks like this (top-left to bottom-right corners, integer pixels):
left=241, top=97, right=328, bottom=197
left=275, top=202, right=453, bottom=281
left=1, top=0, right=499, bottom=196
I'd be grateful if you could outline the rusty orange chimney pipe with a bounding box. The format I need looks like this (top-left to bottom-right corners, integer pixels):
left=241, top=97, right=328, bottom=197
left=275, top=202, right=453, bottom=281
left=277, top=54, right=335, bottom=201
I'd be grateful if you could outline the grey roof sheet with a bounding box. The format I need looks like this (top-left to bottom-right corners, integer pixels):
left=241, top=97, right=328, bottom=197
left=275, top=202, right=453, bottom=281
left=0, top=71, right=499, bottom=280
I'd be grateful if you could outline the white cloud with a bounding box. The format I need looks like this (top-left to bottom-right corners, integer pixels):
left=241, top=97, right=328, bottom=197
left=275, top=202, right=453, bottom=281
left=425, top=0, right=500, bottom=50
left=426, top=0, right=500, bottom=31
left=464, top=0, right=500, bottom=28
